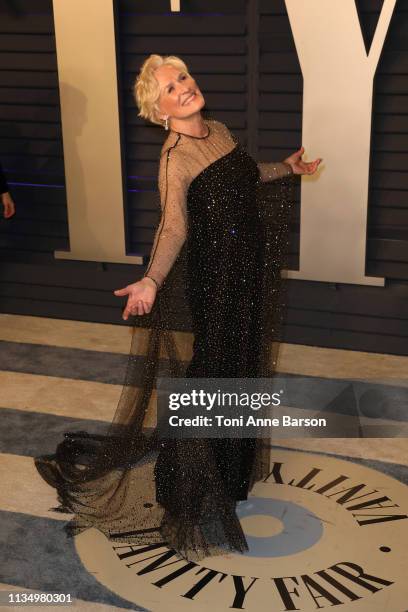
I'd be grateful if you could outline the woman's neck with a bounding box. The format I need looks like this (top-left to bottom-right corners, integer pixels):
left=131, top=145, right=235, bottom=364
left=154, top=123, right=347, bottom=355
left=169, top=114, right=208, bottom=138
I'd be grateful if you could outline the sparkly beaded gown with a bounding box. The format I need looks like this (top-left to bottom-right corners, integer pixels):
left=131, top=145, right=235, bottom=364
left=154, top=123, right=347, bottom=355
left=34, top=118, right=295, bottom=562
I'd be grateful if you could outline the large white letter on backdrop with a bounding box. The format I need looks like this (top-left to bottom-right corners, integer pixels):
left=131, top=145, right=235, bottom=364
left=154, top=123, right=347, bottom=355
left=52, top=0, right=142, bottom=265
left=52, top=0, right=397, bottom=282
left=284, top=0, right=396, bottom=285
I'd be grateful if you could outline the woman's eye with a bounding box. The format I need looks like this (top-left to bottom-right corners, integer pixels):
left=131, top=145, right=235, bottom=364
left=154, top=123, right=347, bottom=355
left=181, top=75, right=186, bottom=80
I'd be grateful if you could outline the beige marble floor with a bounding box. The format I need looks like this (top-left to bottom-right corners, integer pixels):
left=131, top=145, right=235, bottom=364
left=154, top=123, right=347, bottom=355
left=0, top=314, right=408, bottom=465
left=1, top=314, right=407, bottom=612
left=2, top=313, right=408, bottom=383
left=0, top=453, right=71, bottom=521
left=1, top=313, right=407, bottom=467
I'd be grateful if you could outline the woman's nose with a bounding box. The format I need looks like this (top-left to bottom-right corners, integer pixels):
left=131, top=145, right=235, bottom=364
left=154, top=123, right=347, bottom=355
left=175, top=81, right=189, bottom=93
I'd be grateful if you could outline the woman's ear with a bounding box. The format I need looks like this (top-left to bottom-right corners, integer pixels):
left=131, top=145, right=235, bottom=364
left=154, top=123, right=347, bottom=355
left=156, top=110, right=165, bottom=121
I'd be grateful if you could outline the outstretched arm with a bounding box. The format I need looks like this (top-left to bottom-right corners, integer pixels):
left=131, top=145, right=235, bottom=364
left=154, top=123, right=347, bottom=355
left=143, top=147, right=188, bottom=289
left=114, top=147, right=189, bottom=319
left=257, top=161, right=294, bottom=182
left=258, top=147, right=323, bottom=181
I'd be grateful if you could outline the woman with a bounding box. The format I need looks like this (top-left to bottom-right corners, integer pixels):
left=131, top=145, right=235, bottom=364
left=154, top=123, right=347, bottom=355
left=34, top=54, right=321, bottom=562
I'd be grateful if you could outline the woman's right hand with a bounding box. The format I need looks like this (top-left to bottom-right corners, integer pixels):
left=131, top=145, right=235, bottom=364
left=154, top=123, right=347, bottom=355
left=113, top=277, right=158, bottom=320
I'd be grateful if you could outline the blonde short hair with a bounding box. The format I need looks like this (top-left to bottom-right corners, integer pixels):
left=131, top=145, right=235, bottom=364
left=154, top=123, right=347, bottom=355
left=134, top=54, right=190, bottom=126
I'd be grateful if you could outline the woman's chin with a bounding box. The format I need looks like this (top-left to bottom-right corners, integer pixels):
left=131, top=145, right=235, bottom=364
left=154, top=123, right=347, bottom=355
left=191, top=99, right=206, bottom=114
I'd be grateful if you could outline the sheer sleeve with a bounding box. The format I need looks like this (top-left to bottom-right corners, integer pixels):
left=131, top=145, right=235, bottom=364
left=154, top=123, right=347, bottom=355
left=257, top=161, right=294, bottom=182
left=214, top=120, right=293, bottom=182
left=143, top=146, right=189, bottom=289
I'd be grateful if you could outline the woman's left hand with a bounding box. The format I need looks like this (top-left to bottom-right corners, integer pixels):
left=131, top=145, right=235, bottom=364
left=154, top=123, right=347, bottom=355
left=284, top=147, right=322, bottom=175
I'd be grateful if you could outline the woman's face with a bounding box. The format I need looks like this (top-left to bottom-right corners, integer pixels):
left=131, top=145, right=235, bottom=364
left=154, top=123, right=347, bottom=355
left=154, top=64, right=205, bottom=122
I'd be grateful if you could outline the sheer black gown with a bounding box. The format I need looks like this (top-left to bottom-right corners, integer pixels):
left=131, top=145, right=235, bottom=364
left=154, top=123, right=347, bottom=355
left=34, top=118, right=295, bottom=562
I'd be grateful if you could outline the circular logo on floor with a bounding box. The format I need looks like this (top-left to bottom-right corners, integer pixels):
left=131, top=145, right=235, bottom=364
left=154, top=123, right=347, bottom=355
left=75, top=448, right=408, bottom=611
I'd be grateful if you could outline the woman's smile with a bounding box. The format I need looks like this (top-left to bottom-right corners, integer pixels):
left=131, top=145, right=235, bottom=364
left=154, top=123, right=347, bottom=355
left=183, top=92, right=196, bottom=105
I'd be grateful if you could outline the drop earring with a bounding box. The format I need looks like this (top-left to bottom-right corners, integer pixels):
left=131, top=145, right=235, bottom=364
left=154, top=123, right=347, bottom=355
left=164, top=117, right=169, bottom=131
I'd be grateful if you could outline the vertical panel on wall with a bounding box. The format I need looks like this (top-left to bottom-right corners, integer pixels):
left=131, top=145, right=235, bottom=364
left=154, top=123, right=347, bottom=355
left=0, top=0, right=68, bottom=260
left=258, top=0, right=408, bottom=355
left=259, top=0, right=301, bottom=269
left=364, top=0, right=408, bottom=279
left=0, top=0, right=139, bottom=322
